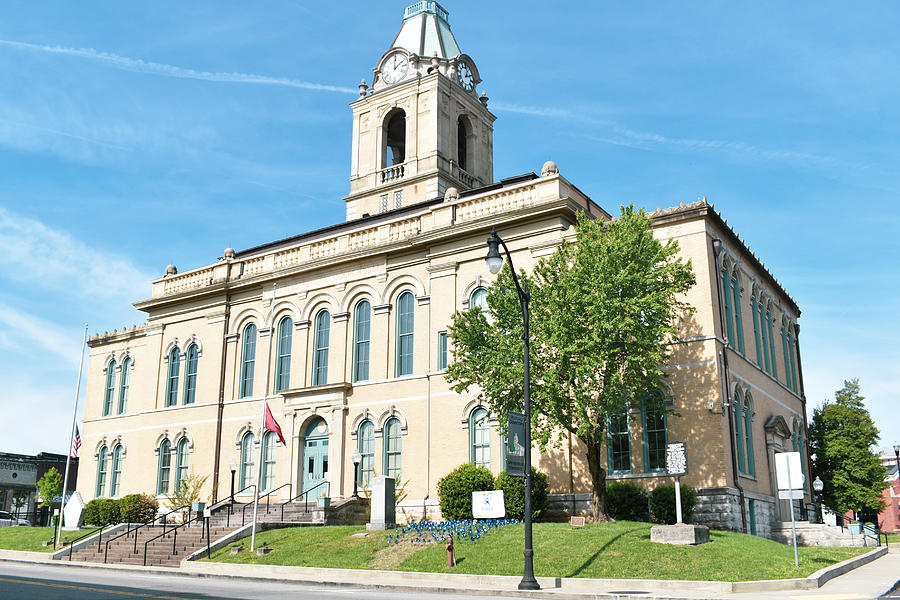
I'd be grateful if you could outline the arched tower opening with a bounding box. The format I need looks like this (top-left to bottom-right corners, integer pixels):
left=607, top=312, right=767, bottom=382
left=457, top=115, right=469, bottom=171
left=384, top=109, right=406, bottom=167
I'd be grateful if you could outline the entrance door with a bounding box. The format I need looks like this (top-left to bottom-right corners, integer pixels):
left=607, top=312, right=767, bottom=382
left=302, top=418, right=329, bottom=496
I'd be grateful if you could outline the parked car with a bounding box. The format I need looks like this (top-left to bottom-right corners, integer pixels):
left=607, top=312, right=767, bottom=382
left=0, top=511, right=31, bottom=527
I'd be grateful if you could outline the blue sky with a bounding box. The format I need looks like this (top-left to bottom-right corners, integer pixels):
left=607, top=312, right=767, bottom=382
left=0, top=1, right=897, bottom=458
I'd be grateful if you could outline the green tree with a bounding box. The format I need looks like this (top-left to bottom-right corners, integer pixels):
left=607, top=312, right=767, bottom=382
left=36, top=467, right=63, bottom=509
left=809, top=379, right=887, bottom=516
left=447, top=207, right=695, bottom=522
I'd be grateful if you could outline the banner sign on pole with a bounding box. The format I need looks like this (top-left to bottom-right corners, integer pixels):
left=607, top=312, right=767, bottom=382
left=506, top=412, right=526, bottom=477
left=666, top=442, right=688, bottom=476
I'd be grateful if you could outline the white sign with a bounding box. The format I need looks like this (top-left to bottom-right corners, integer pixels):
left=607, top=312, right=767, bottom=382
left=778, top=490, right=805, bottom=500
left=775, top=452, right=804, bottom=490
left=472, top=490, right=505, bottom=519
left=666, top=442, right=688, bottom=476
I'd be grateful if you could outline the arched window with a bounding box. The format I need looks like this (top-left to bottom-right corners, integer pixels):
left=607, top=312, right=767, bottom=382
left=744, top=396, right=755, bottom=476
left=358, top=420, right=375, bottom=488
left=240, top=324, right=257, bottom=398
left=759, top=302, right=770, bottom=374
left=395, top=291, right=414, bottom=377
left=457, top=116, right=468, bottom=171
left=110, top=444, right=123, bottom=498
left=166, top=347, right=180, bottom=407
left=239, top=432, right=254, bottom=490
left=607, top=411, right=631, bottom=474
left=787, top=328, right=798, bottom=393
left=384, top=417, right=402, bottom=480
left=750, top=294, right=763, bottom=367
left=275, top=316, right=293, bottom=392
left=469, top=287, right=488, bottom=313
left=103, top=361, right=117, bottom=416
left=183, top=344, right=198, bottom=404
left=261, top=431, right=276, bottom=492
left=767, top=307, right=778, bottom=379
left=732, top=273, right=745, bottom=354
left=157, top=439, right=171, bottom=496
left=174, top=438, right=189, bottom=491
left=384, top=109, right=406, bottom=166
left=641, top=390, right=667, bottom=473
left=312, top=310, right=330, bottom=386
left=722, top=265, right=735, bottom=348
left=792, top=422, right=807, bottom=486
left=96, top=445, right=108, bottom=497
left=117, top=357, right=130, bottom=414
left=734, top=391, right=746, bottom=474
left=353, top=300, right=371, bottom=383
left=469, top=407, right=490, bottom=469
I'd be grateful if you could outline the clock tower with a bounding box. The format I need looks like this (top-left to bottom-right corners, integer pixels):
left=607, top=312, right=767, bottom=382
left=344, top=1, right=496, bottom=220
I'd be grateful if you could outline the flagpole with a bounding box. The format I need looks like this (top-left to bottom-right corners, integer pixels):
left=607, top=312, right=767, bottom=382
left=251, top=284, right=277, bottom=551
left=57, top=324, right=88, bottom=546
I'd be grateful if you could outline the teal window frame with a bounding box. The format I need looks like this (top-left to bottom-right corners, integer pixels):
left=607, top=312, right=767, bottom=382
left=641, top=391, right=668, bottom=473
left=767, top=309, right=777, bottom=379
left=751, top=296, right=763, bottom=367
left=240, top=324, right=257, bottom=398
left=384, top=417, right=402, bottom=481
left=734, top=392, right=745, bottom=474
left=117, top=357, right=130, bottom=414
left=759, top=302, right=770, bottom=373
left=437, top=331, right=448, bottom=371
left=157, top=439, right=171, bottom=496
left=96, top=445, right=108, bottom=497
left=312, top=310, right=330, bottom=386
left=239, top=432, right=254, bottom=490
left=469, top=407, right=491, bottom=469
left=722, top=266, right=735, bottom=348
left=275, top=316, right=293, bottom=392
left=103, top=360, right=116, bottom=416
left=353, top=301, right=371, bottom=383
left=470, top=287, right=488, bottom=313
left=174, top=438, right=189, bottom=491
left=395, top=291, right=415, bottom=377
left=110, top=444, right=123, bottom=498
left=788, top=330, right=798, bottom=393
left=358, top=420, right=375, bottom=488
left=744, top=397, right=755, bottom=476
left=732, top=274, right=745, bottom=354
left=260, top=431, right=276, bottom=492
left=183, top=344, right=198, bottom=404
left=607, top=411, right=631, bottom=474
left=166, top=348, right=180, bottom=407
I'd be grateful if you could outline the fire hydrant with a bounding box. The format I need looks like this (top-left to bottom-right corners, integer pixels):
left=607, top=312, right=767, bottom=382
left=446, top=534, right=454, bottom=567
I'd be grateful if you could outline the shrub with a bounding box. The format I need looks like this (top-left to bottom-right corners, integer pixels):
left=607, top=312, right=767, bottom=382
left=119, top=493, right=159, bottom=523
left=649, top=483, right=697, bottom=524
left=607, top=481, right=650, bottom=521
left=495, top=467, right=550, bottom=520
left=437, top=463, right=495, bottom=520
left=83, top=499, right=103, bottom=526
left=84, top=498, right=122, bottom=526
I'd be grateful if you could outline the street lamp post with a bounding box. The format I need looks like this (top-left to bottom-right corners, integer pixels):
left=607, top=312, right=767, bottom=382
left=352, top=452, right=362, bottom=499
left=229, top=461, right=237, bottom=503
left=485, top=229, right=540, bottom=591
left=813, top=476, right=824, bottom=524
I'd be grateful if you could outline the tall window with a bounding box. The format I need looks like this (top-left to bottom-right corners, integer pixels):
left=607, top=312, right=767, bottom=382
left=470, top=407, right=491, bottom=468
left=767, top=308, right=778, bottom=379
left=734, top=392, right=746, bottom=474
left=384, top=417, right=402, bottom=480
left=261, top=431, right=276, bottom=492
left=384, top=109, right=406, bottom=166
left=166, top=348, right=180, bottom=407
left=275, top=316, right=293, bottom=392
left=395, top=291, right=414, bottom=376
left=353, top=301, right=371, bottom=383
left=470, top=287, right=488, bottom=314
left=641, top=391, right=667, bottom=472
left=174, top=438, right=189, bottom=491
left=110, top=444, right=123, bottom=497
left=759, top=302, right=770, bottom=374
left=787, top=328, right=799, bottom=393
left=744, top=397, right=755, bottom=476
left=732, top=273, right=745, bottom=354
left=358, top=420, right=375, bottom=488
left=240, top=324, right=257, bottom=398
left=183, top=344, right=198, bottom=404
left=792, top=423, right=807, bottom=486
left=722, top=266, right=735, bottom=348
left=157, top=439, right=171, bottom=496
left=751, top=295, right=763, bottom=367
left=96, top=445, right=108, bottom=497
left=312, top=310, right=330, bottom=386
left=103, top=361, right=116, bottom=416
left=437, top=331, right=448, bottom=370
left=239, top=432, right=254, bottom=490
left=457, top=116, right=468, bottom=171
left=117, top=357, right=130, bottom=414
left=608, top=411, right=631, bottom=474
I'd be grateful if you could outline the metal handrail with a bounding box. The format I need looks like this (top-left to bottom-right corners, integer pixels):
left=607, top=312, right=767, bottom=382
left=102, top=504, right=190, bottom=563
left=241, top=483, right=291, bottom=525
left=302, top=481, right=330, bottom=513
left=62, top=523, right=110, bottom=560
left=279, top=480, right=331, bottom=516
left=220, top=484, right=255, bottom=528
left=141, top=510, right=208, bottom=566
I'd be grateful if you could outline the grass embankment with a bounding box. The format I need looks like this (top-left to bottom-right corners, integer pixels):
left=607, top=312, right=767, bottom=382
left=205, top=521, right=867, bottom=581
left=0, top=527, right=72, bottom=552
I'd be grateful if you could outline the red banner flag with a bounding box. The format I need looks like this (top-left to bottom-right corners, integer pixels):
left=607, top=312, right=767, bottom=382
left=264, top=402, right=286, bottom=446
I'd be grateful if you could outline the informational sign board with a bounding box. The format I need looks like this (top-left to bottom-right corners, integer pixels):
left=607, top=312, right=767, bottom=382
left=775, top=452, right=804, bottom=490
left=506, top=412, right=527, bottom=477
left=666, top=442, right=688, bottom=476
left=472, top=490, right=506, bottom=519
left=778, top=490, right=805, bottom=500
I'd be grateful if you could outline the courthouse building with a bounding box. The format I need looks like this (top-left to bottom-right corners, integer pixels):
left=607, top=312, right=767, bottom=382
left=77, top=2, right=811, bottom=538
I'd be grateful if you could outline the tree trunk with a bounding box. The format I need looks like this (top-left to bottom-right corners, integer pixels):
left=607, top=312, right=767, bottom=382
left=585, top=440, right=612, bottom=522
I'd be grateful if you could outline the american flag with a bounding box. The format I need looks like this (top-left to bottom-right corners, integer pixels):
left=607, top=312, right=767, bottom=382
left=71, top=425, right=81, bottom=458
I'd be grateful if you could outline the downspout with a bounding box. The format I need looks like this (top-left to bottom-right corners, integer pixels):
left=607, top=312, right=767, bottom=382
left=211, top=284, right=233, bottom=504
left=712, top=238, right=747, bottom=533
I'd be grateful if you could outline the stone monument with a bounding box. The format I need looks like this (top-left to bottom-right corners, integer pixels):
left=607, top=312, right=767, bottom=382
left=62, top=491, right=86, bottom=530
left=366, top=476, right=396, bottom=530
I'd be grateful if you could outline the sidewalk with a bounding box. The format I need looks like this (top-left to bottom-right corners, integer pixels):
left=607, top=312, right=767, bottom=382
left=1, top=545, right=898, bottom=600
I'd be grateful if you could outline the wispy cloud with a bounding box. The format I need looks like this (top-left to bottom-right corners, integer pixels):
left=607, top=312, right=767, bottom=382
left=0, top=302, right=83, bottom=366
left=0, top=39, right=357, bottom=94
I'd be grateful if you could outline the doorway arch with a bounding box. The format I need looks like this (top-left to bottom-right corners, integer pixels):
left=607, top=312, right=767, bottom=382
left=301, top=417, right=329, bottom=496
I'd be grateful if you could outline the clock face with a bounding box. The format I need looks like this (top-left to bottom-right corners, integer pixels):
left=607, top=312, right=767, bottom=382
left=381, top=52, right=409, bottom=85
left=457, top=60, right=475, bottom=91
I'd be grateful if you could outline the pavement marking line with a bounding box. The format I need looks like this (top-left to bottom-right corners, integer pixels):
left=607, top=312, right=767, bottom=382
left=0, top=576, right=204, bottom=600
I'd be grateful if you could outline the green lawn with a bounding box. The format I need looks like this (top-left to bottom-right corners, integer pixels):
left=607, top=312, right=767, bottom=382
left=0, top=527, right=69, bottom=552
left=206, top=522, right=867, bottom=581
